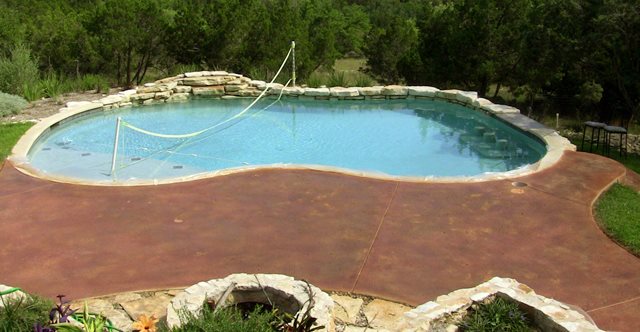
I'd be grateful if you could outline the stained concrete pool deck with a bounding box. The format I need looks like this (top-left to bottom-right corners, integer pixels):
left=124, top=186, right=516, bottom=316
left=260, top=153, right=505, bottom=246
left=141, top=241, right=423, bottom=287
left=1, top=151, right=639, bottom=331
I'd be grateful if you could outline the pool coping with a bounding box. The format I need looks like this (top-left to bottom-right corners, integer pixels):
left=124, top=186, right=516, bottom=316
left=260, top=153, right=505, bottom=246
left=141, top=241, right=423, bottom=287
left=8, top=72, right=576, bottom=186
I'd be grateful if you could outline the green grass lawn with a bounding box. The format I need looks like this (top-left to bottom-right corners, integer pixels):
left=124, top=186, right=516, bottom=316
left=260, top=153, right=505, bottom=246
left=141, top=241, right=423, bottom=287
left=595, top=183, right=640, bottom=256
left=0, top=122, right=33, bottom=160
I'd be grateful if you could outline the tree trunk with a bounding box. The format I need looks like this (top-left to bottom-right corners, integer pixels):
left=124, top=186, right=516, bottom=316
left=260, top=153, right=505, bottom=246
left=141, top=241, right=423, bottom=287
left=126, top=44, right=132, bottom=88
left=116, top=53, right=121, bottom=86
left=493, top=83, right=501, bottom=99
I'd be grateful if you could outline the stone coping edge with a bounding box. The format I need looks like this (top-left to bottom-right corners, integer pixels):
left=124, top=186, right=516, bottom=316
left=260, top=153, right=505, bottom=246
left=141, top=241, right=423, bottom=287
left=399, top=277, right=602, bottom=332
left=8, top=71, right=576, bottom=186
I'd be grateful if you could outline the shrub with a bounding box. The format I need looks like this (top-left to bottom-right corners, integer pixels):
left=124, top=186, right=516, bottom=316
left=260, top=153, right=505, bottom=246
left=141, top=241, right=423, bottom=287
left=459, top=297, right=533, bottom=332
left=0, top=91, right=28, bottom=117
left=39, top=72, right=64, bottom=100
left=164, top=304, right=279, bottom=332
left=305, top=72, right=327, bottom=88
left=352, top=73, right=374, bottom=87
left=21, top=82, right=43, bottom=101
left=0, top=43, right=39, bottom=97
left=173, top=64, right=202, bottom=76
left=74, top=74, right=110, bottom=93
left=0, top=291, right=52, bottom=332
left=327, top=71, right=347, bottom=87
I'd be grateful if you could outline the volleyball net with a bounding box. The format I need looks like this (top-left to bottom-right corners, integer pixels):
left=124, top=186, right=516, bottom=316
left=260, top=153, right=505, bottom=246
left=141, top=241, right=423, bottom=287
left=109, top=42, right=296, bottom=178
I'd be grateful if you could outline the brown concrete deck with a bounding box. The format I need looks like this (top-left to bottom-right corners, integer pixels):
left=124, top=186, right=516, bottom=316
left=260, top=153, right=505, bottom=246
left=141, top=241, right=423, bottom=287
left=1, top=151, right=639, bottom=331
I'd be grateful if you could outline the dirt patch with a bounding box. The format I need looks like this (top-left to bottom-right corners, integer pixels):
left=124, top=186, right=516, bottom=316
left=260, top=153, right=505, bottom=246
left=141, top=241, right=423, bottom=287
left=0, top=89, right=120, bottom=123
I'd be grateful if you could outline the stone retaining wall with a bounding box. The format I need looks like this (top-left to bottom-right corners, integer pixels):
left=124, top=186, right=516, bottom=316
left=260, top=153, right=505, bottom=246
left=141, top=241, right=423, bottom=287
left=2, top=277, right=603, bottom=331
left=399, top=277, right=603, bottom=332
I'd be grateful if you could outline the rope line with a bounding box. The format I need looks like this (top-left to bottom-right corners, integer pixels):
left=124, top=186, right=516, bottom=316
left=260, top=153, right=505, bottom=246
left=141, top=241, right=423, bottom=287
left=119, top=47, right=293, bottom=139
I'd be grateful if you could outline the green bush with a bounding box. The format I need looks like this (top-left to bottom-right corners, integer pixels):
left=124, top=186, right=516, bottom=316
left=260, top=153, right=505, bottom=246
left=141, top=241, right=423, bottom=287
left=163, top=304, right=279, bottom=332
left=0, top=292, right=52, bottom=332
left=39, top=72, right=64, bottom=100
left=173, top=64, right=203, bottom=76
left=352, top=73, right=374, bottom=87
left=327, top=71, right=348, bottom=87
left=305, top=72, right=327, bottom=88
left=0, top=43, right=39, bottom=98
left=21, top=82, right=43, bottom=101
left=0, top=91, right=28, bottom=117
left=459, top=297, right=534, bottom=332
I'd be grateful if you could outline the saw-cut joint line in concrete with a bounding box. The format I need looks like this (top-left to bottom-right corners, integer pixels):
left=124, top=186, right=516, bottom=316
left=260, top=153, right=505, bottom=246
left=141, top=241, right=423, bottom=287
left=587, top=294, right=640, bottom=313
left=351, top=182, right=399, bottom=292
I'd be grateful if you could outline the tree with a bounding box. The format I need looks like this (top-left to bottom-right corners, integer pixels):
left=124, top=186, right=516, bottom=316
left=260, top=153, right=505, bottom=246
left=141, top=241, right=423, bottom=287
left=87, top=0, right=172, bottom=86
left=592, top=0, right=640, bottom=122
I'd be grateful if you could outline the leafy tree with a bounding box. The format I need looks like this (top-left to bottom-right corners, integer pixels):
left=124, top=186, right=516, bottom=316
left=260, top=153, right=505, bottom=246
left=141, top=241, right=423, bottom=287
left=592, top=0, right=640, bottom=123
left=87, top=0, right=173, bottom=86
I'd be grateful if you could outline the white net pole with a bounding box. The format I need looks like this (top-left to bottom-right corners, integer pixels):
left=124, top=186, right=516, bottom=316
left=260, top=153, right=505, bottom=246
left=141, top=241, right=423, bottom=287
left=291, top=40, right=296, bottom=87
left=110, top=117, right=122, bottom=176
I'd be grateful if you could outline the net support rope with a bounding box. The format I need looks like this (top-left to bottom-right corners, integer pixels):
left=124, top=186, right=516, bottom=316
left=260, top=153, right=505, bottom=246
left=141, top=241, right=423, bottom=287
left=109, top=43, right=295, bottom=177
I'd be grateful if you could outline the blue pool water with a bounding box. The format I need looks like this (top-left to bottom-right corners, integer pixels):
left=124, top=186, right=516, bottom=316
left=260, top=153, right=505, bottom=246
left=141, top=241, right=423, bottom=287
left=28, top=98, right=546, bottom=183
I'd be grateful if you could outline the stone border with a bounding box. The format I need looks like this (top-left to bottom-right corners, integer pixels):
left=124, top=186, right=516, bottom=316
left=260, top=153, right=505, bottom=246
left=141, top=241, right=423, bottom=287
left=398, top=277, right=602, bottom=332
left=166, top=274, right=334, bottom=331
left=8, top=71, right=575, bottom=186
left=0, top=284, right=27, bottom=307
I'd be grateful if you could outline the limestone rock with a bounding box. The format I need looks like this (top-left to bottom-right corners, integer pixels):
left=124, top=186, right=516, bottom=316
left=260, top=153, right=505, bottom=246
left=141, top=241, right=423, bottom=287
left=180, top=76, right=235, bottom=86
left=119, top=89, right=137, bottom=96
left=228, top=88, right=261, bottom=97
left=0, top=285, right=27, bottom=307
left=436, top=89, right=461, bottom=100
left=173, top=85, right=192, bottom=94
left=168, top=274, right=334, bottom=331
left=408, top=86, right=439, bottom=97
left=332, top=295, right=363, bottom=325
left=357, top=86, right=383, bottom=96
left=130, top=93, right=155, bottom=101
left=304, top=87, right=331, bottom=97
left=154, top=91, right=172, bottom=99
left=481, top=104, right=520, bottom=114
left=184, top=71, right=212, bottom=78
left=382, top=85, right=408, bottom=96
left=456, top=91, right=478, bottom=104
left=250, top=80, right=267, bottom=90
left=114, top=293, right=142, bottom=303
left=99, top=95, right=124, bottom=105
left=168, top=93, right=190, bottom=102
left=281, top=87, right=305, bottom=96
left=472, top=98, right=493, bottom=108
left=192, top=86, right=225, bottom=97
left=330, top=87, right=359, bottom=97
left=363, top=299, right=411, bottom=330
left=121, top=294, right=172, bottom=321
left=142, top=98, right=163, bottom=105
left=66, top=101, right=95, bottom=108
left=224, top=84, right=249, bottom=92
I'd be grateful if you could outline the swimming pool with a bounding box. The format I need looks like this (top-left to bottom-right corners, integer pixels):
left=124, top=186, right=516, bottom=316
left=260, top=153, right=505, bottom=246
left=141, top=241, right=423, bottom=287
left=26, top=98, right=546, bottom=183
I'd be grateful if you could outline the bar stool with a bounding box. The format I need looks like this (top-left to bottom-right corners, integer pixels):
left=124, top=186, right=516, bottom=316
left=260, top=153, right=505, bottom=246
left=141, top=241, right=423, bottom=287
left=581, top=121, right=606, bottom=153
left=604, top=119, right=628, bottom=158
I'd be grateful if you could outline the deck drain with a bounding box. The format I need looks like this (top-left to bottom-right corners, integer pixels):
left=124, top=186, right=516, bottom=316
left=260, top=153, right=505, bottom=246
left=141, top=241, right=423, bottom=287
left=81, top=153, right=91, bottom=157
left=42, top=148, right=51, bottom=151
left=511, top=182, right=528, bottom=188
left=131, top=157, right=141, bottom=161
left=61, top=146, right=70, bottom=150
left=173, top=165, right=183, bottom=169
